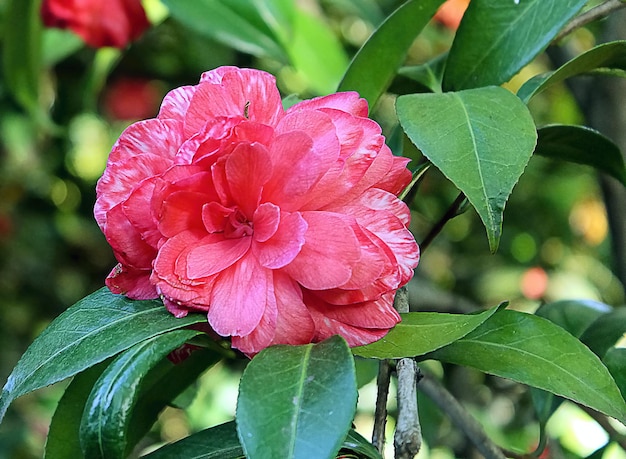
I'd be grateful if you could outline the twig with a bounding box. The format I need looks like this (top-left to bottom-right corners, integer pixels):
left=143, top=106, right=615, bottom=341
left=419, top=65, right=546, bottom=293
left=418, top=373, right=507, bottom=459
left=373, top=360, right=391, bottom=454
left=554, top=0, right=626, bottom=43
left=578, top=404, right=626, bottom=451
left=392, top=287, right=423, bottom=459
left=419, top=192, right=466, bottom=252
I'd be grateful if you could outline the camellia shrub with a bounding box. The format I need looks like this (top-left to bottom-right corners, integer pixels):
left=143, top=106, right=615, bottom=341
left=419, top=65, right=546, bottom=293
left=2, top=0, right=626, bottom=458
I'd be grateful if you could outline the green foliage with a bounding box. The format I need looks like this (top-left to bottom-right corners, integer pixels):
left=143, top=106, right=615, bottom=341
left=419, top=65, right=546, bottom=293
left=236, top=336, right=357, bottom=459
left=397, top=86, right=537, bottom=252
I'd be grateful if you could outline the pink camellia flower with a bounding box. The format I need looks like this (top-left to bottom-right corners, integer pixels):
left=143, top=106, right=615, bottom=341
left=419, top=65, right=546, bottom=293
left=41, top=0, right=150, bottom=49
left=95, top=66, right=419, bottom=355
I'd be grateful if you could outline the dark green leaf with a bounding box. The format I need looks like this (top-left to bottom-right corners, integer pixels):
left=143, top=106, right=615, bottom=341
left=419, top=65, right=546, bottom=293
left=399, top=53, right=447, bottom=94
left=535, top=299, right=611, bottom=338
left=352, top=306, right=501, bottom=359
left=430, top=310, right=626, bottom=422
left=45, top=362, right=110, bottom=459
left=443, top=0, right=587, bottom=90
left=3, top=0, right=41, bottom=114
left=237, top=336, right=357, bottom=459
left=0, top=288, right=206, bottom=423
left=143, top=422, right=377, bottom=459
left=340, top=429, right=382, bottom=459
left=580, top=309, right=626, bottom=358
left=397, top=86, right=537, bottom=252
left=604, top=347, right=626, bottom=400
left=518, top=41, right=626, bottom=103
left=338, top=0, right=446, bottom=110
left=79, top=330, right=214, bottom=458
left=534, top=125, right=626, bottom=186
left=161, top=0, right=286, bottom=60
left=143, top=421, right=244, bottom=459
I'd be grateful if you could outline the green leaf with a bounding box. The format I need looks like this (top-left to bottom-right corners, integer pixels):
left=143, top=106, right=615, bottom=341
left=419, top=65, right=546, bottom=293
left=337, top=0, right=446, bottom=110
left=236, top=336, right=357, bottom=459
left=534, top=125, right=626, bottom=186
left=3, top=0, right=41, bottom=114
left=286, top=10, right=348, bottom=95
left=518, top=41, right=626, bottom=103
left=535, top=299, right=611, bottom=338
left=352, top=306, right=501, bottom=359
left=42, top=29, right=84, bottom=66
left=443, top=0, right=587, bottom=90
left=0, top=288, right=206, bottom=423
left=79, top=330, right=215, bottom=458
left=399, top=53, right=447, bottom=93
left=580, top=309, right=626, bottom=358
left=143, top=421, right=245, bottom=459
left=430, top=310, right=626, bottom=422
left=397, top=86, right=537, bottom=252
left=143, top=422, right=378, bottom=459
left=340, top=429, right=383, bottom=459
left=45, top=362, right=111, bottom=459
left=604, top=347, right=626, bottom=400
left=161, top=0, right=286, bottom=60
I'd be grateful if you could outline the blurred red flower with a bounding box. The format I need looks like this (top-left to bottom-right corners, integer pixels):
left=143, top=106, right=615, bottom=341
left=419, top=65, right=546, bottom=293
left=41, top=0, right=150, bottom=48
left=95, top=67, right=419, bottom=355
left=103, top=78, right=163, bottom=121
left=434, top=0, right=470, bottom=30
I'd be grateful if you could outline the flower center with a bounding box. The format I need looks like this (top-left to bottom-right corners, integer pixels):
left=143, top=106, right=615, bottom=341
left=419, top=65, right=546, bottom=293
left=224, top=208, right=253, bottom=239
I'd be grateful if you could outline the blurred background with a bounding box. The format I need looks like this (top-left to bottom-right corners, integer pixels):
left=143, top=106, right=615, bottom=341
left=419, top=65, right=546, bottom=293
left=1, top=0, right=625, bottom=457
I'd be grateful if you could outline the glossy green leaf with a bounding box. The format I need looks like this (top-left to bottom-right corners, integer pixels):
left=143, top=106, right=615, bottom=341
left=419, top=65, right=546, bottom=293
left=535, top=299, right=611, bottom=338
left=286, top=10, right=348, bottom=94
left=45, top=362, right=110, bottom=459
left=144, top=422, right=378, bottom=459
left=3, top=0, right=41, bottom=114
left=534, top=125, right=626, bottom=186
left=338, top=0, right=446, bottom=110
left=144, top=421, right=245, bottom=459
left=518, top=41, right=626, bottom=103
left=443, top=0, right=587, bottom=90
left=604, top=347, right=626, bottom=400
left=352, top=306, right=501, bottom=359
left=397, top=86, right=537, bottom=252
left=430, top=310, right=626, bottom=422
left=0, top=288, right=206, bottom=423
left=580, top=309, right=626, bottom=358
left=161, top=0, right=286, bottom=60
left=340, top=429, right=383, bottom=459
left=237, top=336, right=357, bottom=459
left=79, top=330, right=212, bottom=458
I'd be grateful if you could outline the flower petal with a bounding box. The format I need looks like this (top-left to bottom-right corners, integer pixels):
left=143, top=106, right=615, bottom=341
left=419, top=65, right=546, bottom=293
left=105, top=263, right=156, bottom=299
left=186, top=236, right=251, bottom=279
left=283, top=211, right=360, bottom=290
left=225, top=143, right=273, bottom=218
left=158, top=85, right=196, bottom=122
left=288, top=91, right=368, bottom=118
left=253, top=209, right=307, bottom=269
left=209, top=252, right=274, bottom=336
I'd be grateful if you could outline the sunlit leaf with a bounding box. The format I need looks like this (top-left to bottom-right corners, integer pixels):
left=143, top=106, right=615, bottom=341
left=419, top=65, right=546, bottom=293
left=518, top=41, right=626, bottom=103
left=0, top=288, right=206, bottom=423
left=535, top=125, right=626, bottom=186
left=397, top=86, right=537, bottom=252
left=352, top=306, right=501, bottom=359
left=443, top=0, right=587, bottom=90
left=338, top=0, right=446, bottom=110
left=430, top=310, right=626, bottom=422
left=237, top=336, right=357, bottom=459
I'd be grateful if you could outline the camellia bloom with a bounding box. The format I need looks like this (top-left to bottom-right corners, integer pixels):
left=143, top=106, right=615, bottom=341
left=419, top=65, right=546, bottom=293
left=41, top=0, right=150, bottom=49
left=95, top=66, right=419, bottom=355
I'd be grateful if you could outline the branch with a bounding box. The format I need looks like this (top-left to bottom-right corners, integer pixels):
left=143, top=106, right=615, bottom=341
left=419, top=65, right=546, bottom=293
left=373, top=360, right=391, bottom=454
left=419, top=193, right=467, bottom=253
left=392, top=287, right=423, bottom=459
left=554, top=0, right=626, bottom=43
left=418, top=373, right=507, bottom=459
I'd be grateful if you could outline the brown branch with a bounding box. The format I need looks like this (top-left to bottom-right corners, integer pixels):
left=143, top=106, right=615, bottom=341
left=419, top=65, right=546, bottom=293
left=418, top=373, right=507, bottom=459
left=554, top=0, right=626, bottom=43
left=373, top=360, right=391, bottom=454
left=419, top=192, right=466, bottom=253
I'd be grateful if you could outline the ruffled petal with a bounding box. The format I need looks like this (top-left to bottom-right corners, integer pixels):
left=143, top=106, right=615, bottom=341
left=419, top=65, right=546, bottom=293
left=209, top=252, right=273, bottom=336
left=225, top=143, right=273, bottom=218
left=185, top=236, right=251, bottom=279
left=288, top=91, right=368, bottom=118
left=158, top=85, right=196, bottom=122
left=283, top=211, right=360, bottom=290
left=253, top=209, right=307, bottom=269
left=105, top=263, right=156, bottom=299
